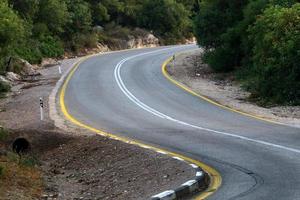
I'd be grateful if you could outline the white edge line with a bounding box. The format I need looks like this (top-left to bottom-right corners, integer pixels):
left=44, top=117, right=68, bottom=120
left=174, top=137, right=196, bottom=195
left=113, top=48, right=300, bottom=154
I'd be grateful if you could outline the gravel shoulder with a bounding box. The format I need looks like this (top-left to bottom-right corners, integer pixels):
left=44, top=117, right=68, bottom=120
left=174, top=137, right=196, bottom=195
left=166, top=49, right=300, bottom=128
left=0, top=54, right=195, bottom=200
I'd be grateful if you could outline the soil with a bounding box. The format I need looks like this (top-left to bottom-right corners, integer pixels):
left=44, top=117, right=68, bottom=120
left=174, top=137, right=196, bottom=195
left=167, top=49, right=300, bottom=127
left=0, top=56, right=195, bottom=200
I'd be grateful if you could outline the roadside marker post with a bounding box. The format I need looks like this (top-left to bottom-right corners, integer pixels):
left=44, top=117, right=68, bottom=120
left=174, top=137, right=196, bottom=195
left=173, top=55, right=176, bottom=67
left=58, top=61, right=62, bottom=74
left=40, top=97, right=44, bottom=121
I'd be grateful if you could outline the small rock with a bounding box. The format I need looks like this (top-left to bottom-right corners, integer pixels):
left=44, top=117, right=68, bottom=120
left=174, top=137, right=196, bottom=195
left=6, top=72, right=21, bottom=81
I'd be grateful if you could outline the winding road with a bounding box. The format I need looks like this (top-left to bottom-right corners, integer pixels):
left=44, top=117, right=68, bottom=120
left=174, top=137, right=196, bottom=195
left=62, top=45, right=300, bottom=200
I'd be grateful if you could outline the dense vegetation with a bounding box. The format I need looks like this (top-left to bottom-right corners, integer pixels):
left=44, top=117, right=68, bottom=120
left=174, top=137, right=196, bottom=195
left=0, top=0, right=198, bottom=72
left=0, top=0, right=200, bottom=95
left=1, top=0, right=298, bottom=104
left=194, top=0, right=300, bottom=105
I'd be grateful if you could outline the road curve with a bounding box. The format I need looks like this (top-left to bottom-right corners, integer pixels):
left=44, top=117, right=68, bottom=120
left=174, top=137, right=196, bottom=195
left=63, top=45, right=300, bottom=200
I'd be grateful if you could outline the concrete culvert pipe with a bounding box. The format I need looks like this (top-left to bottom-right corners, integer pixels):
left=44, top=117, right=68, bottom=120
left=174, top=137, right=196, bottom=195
left=12, top=138, right=30, bottom=155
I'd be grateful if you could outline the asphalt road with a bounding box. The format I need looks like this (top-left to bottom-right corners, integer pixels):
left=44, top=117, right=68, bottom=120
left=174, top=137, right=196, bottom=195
left=64, top=45, right=300, bottom=200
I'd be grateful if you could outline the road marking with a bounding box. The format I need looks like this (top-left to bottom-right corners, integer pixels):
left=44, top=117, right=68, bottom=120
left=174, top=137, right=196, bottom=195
left=59, top=46, right=221, bottom=200
left=190, top=164, right=199, bottom=169
left=114, top=50, right=300, bottom=155
left=173, top=156, right=185, bottom=161
left=162, top=55, right=290, bottom=127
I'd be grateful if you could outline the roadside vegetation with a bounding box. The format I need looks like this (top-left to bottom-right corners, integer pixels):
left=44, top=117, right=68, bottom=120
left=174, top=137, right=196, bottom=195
left=0, top=0, right=198, bottom=72
left=0, top=128, right=42, bottom=199
left=193, top=0, right=300, bottom=105
left=0, top=0, right=201, bottom=96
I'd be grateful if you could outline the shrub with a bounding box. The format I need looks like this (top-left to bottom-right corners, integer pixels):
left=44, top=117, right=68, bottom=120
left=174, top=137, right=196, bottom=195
left=203, top=48, right=236, bottom=72
left=193, top=0, right=249, bottom=72
left=69, top=33, right=98, bottom=52
left=39, top=35, right=64, bottom=58
left=0, top=81, right=10, bottom=97
left=21, top=155, right=39, bottom=167
left=15, top=41, right=43, bottom=64
left=138, top=0, right=191, bottom=44
left=247, top=4, right=300, bottom=104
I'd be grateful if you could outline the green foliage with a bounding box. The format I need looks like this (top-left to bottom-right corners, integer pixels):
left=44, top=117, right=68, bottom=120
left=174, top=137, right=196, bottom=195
left=1, top=0, right=196, bottom=79
left=20, top=155, right=39, bottom=167
left=39, top=36, right=64, bottom=58
left=7, top=151, right=19, bottom=163
left=194, top=0, right=300, bottom=104
left=0, top=81, right=10, bottom=97
left=0, top=127, right=9, bottom=141
left=203, top=47, right=238, bottom=72
left=193, top=0, right=249, bottom=71
left=138, top=0, right=191, bottom=44
left=37, top=0, right=69, bottom=35
left=246, top=4, right=300, bottom=104
left=66, top=0, right=92, bottom=34
left=9, top=0, right=40, bottom=20
left=15, top=41, right=43, bottom=64
left=0, top=0, right=26, bottom=71
left=194, top=0, right=249, bottom=49
left=93, top=2, right=110, bottom=24
left=69, top=33, right=98, bottom=52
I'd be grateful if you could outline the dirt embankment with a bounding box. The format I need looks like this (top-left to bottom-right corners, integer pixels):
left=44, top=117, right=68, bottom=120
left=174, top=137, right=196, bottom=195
left=0, top=56, right=194, bottom=200
left=166, top=49, right=300, bottom=127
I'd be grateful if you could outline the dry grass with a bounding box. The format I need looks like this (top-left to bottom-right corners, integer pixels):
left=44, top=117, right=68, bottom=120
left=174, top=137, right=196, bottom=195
left=0, top=154, right=43, bottom=200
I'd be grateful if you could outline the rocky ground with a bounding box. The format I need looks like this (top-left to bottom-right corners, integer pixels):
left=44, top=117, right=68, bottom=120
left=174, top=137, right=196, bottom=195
left=167, top=49, right=300, bottom=127
left=0, top=54, right=195, bottom=200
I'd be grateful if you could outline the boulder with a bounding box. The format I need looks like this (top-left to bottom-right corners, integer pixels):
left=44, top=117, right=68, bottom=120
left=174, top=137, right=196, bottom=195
left=19, top=59, right=39, bottom=76
left=125, top=33, right=159, bottom=49
left=41, top=58, right=58, bottom=68
left=0, top=75, right=11, bottom=85
left=6, top=72, right=21, bottom=82
left=143, top=34, right=159, bottom=47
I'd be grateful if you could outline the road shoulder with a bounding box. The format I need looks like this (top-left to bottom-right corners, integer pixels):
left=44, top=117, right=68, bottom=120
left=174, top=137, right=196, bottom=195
left=165, top=49, right=300, bottom=128
left=0, top=52, right=202, bottom=199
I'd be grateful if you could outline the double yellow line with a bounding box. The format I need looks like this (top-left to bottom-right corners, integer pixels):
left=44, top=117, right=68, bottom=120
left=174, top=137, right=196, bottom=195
left=59, top=51, right=221, bottom=200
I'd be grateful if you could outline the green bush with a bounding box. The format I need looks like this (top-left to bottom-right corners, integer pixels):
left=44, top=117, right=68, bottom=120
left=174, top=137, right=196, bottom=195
left=138, top=0, right=191, bottom=44
left=0, top=81, right=10, bottom=97
left=193, top=0, right=249, bottom=71
left=247, top=4, right=300, bottom=104
left=21, top=155, right=39, bottom=167
left=39, top=36, right=64, bottom=58
left=14, top=43, right=43, bottom=64
left=69, top=33, right=98, bottom=52
left=203, top=47, right=236, bottom=72
left=0, top=127, right=8, bottom=140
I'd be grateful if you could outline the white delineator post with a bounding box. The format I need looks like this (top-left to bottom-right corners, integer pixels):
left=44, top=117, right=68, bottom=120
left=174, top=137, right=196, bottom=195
left=173, top=54, right=176, bottom=67
left=58, top=61, right=62, bottom=74
left=40, top=97, right=44, bottom=121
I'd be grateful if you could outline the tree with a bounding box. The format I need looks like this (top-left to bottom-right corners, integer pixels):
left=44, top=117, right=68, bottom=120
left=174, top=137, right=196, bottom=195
left=0, top=0, right=26, bottom=72
left=193, top=0, right=249, bottom=72
left=194, top=0, right=249, bottom=49
left=8, top=0, right=39, bottom=20
left=138, top=0, right=191, bottom=44
left=66, top=0, right=92, bottom=33
left=247, top=4, right=300, bottom=104
left=37, top=0, right=69, bottom=35
left=93, top=2, right=110, bottom=24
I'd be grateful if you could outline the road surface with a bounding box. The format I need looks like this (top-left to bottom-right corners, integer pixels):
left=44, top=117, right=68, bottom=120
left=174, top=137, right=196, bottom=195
left=63, top=45, right=300, bottom=200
